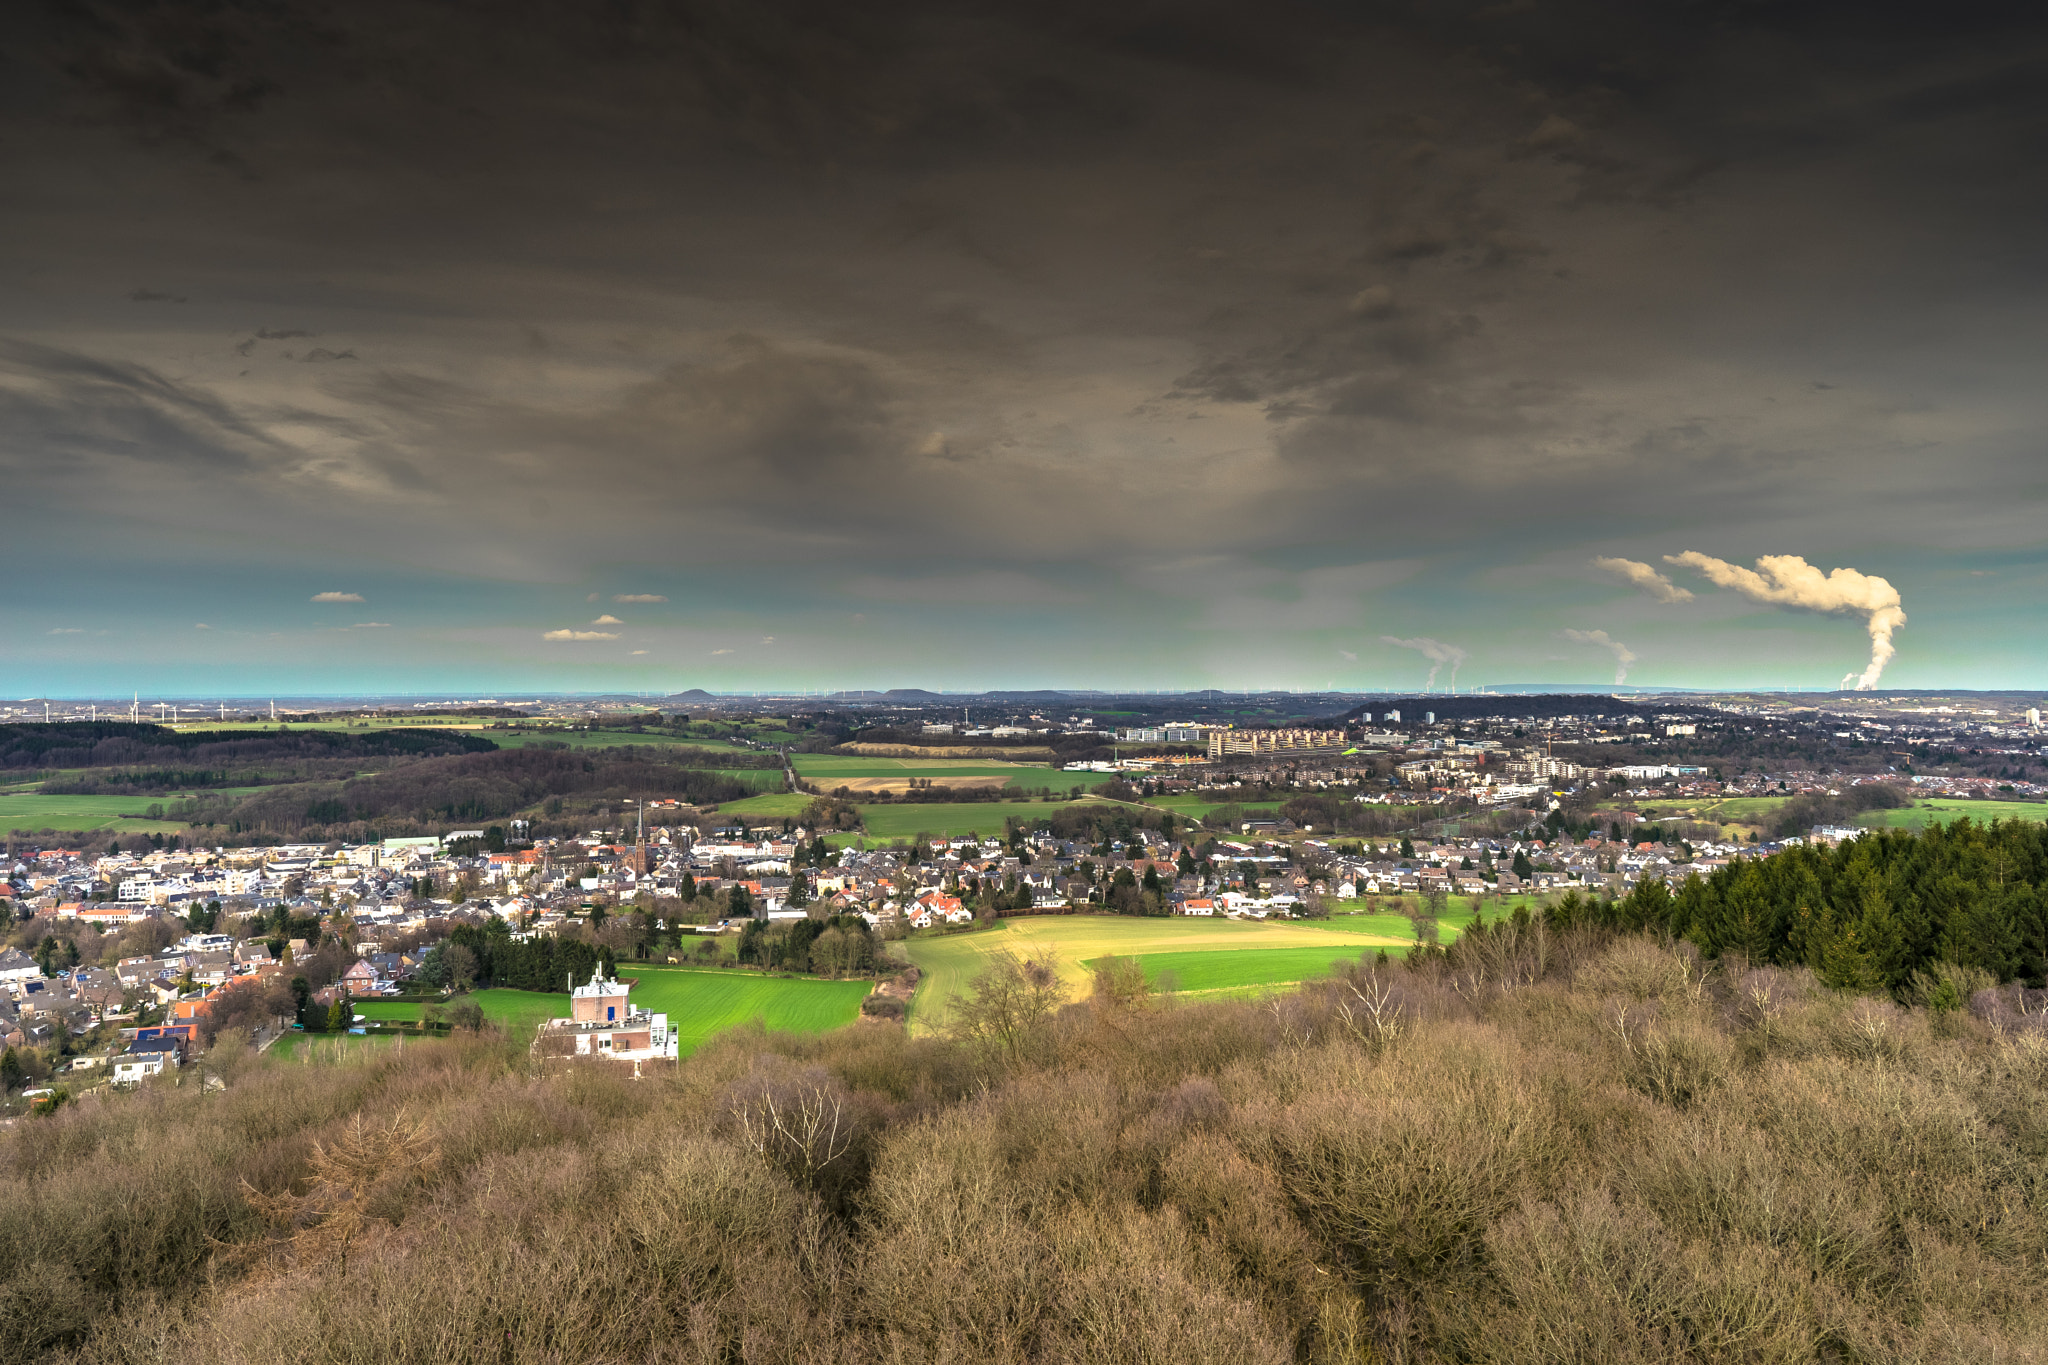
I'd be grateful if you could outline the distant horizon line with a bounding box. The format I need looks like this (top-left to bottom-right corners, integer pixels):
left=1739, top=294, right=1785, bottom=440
left=4, top=684, right=2034, bottom=705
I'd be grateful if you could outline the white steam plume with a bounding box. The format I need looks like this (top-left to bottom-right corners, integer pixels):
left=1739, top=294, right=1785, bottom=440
left=1381, top=636, right=1466, bottom=692
left=1591, top=556, right=1693, bottom=603
left=1562, top=629, right=1638, bottom=685
left=1664, top=552, right=1905, bottom=690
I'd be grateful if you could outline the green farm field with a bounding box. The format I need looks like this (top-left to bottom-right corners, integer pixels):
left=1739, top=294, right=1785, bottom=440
left=0, top=791, right=196, bottom=835
left=1858, top=799, right=2048, bottom=830
left=856, top=800, right=1104, bottom=840
left=1086, top=945, right=1392, bottom=993
left=901, top=915, right=1410, bottom=1032
left=714, top=792, right=813, bottom=821
left=794, top=753, right=1128, bottom=794
left=1137, top=793, right=1286, bottom=821
left=487, top=729, right=766, bottom=753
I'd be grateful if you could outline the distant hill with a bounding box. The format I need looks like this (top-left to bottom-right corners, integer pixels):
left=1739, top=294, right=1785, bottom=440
left=663, top=689, right=720, bottom=705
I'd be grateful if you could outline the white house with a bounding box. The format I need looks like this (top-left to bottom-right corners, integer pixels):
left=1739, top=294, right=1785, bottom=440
left=113, top=1037, right=185, bottom=1085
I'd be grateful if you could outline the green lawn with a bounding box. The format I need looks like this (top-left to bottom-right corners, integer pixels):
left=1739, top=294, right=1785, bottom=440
left=468, top=970, right=870, bottom=1056
left=1858, top=798, right=2048, bottom=830
left=470, top=988, right=575, bottom=1034
left=353, top=1001, right=429, bottom=1021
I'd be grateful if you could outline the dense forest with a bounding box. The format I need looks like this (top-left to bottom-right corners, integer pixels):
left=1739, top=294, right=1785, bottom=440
left=0, top=722, right=493, bottom=772
left=6, top=920, right=2046, bottom=1363
left=1560, top=816, right=2048, bottom=989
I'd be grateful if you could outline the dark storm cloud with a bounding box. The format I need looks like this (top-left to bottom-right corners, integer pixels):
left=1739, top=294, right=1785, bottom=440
left=4, top=1, right=2046, bottom=685
left=0, top=339, right=282, bottom=478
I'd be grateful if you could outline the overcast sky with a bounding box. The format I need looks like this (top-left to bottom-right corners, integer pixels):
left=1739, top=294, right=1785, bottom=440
left=5, top=1, right=2044, bottom=696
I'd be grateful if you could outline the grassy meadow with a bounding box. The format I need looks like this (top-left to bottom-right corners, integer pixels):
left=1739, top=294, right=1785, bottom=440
left=902, top=915, right=1412, bottom=1031
left=713, top=792, right=813, bottom=821
left=851, top=799, right=1101, bottom=841
left=1137, top=792, right=1286, bottom=821
left=1090, top=945, right=1390, bottom=994
left=903, top=896, right=1533, bottom=1028
left=0, top=791, right=198, bottom=836
left=792, top=753, right=1104, bottom=792
left=1858, top=797, right=2048, bottom=830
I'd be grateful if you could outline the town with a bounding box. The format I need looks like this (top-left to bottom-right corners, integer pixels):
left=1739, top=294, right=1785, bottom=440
left=4, top=687, right=2043, bottom=1102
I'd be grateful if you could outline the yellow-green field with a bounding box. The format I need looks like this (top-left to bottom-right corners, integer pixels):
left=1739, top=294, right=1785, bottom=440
left=901, top=916, right=1412, bottom=1032
left=900, top=896, right=1533, bottom=1030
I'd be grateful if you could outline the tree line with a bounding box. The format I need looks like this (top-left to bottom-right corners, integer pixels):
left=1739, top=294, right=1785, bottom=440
left=1550, top=815, right=2048, bottom=991
left=0, top=721, right=494, bottom=771
left=182, top=745, right=781, bottom=840
left=441, top=920, right=614, bottom=993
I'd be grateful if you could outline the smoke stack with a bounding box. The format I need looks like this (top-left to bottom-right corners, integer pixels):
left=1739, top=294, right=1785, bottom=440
left=1380, top=637, right=1467, bottom=692
left=1665, top=553, right=1905, bottom=691
left=1562, top=629, right=1638, bottom=685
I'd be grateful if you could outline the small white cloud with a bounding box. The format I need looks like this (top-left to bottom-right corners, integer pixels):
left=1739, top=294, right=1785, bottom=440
left=353, top=622, right=392, bottom=629
left=710, top=648, right=734, bottom=655
left=1338, top=649, right=1357, bottom=661
left=48, top=627, right=83, bottom=635
left=613, top=593, right=667, bottom=603
left=194, top=623, right=212, bottom=630
left=630, top=649, right=648, bottom=655
left=760, top=635, right=776, bottom=644
left=311, top=591, right=365, bottom=603
left=543, top=629, right=620, bottom=641
left=587, top=592, right=600, bottom=602
left=591, top=614, right=624, bottom=625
